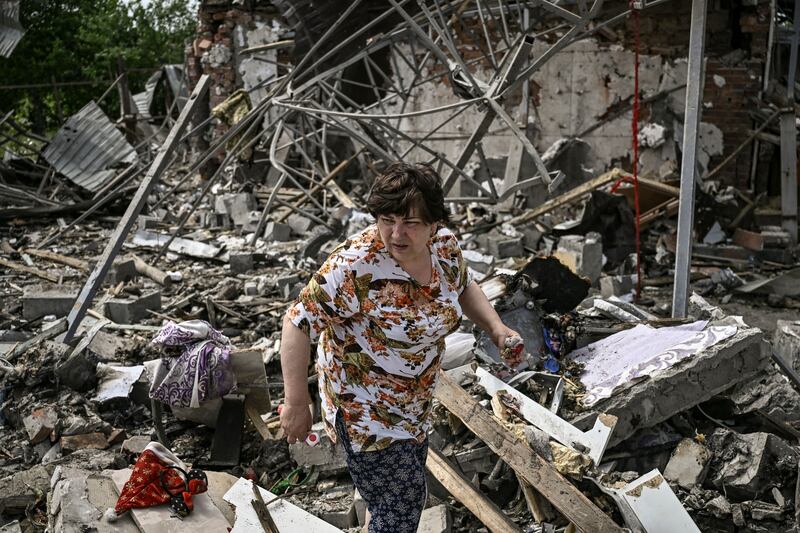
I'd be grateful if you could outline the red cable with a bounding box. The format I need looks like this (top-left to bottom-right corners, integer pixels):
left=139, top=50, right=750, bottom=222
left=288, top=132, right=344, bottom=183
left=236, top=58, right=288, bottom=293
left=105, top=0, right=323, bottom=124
left=632, top=4, right=641, bottom=300
left=611, top=4, right=642, bottom=299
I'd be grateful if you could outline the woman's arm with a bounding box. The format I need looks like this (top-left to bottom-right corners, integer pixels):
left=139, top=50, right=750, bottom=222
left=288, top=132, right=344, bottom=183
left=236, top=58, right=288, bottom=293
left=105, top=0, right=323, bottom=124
left=279, top=315, right=313, bottom=443
left=458, top=280, right=519, bottom=348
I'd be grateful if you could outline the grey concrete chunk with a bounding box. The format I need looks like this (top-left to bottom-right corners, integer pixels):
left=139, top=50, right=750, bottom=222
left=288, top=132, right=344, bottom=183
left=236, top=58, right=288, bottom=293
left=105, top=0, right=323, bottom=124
left=105, top=290, right=161, bottom=324
left=288, top=423, right=347, bottom=474
left=55, top=344, right=99, bottom=392
left=264, top=221, right=292, bottom=242
left=599, top=274, right=636, bottom=298
left=0, top=464, right=53, bottom=515
left=708, top=429, right=798, bottom=500
left=775, top=320, right=800, bottom=374
left=229, top=253, right=255, bottom=274
left=22, top=285, right=78, bottom=320
left=106, top=257, right=137, bottom=285
left=23, top=405, right=59, bottom=444
left=417, top=504, right=451, bottom=533
left=489, top=236, right=524, bottom=259
left=663, top=438, right=711, bottom=490
left=554, top=233, right=603, bottom=284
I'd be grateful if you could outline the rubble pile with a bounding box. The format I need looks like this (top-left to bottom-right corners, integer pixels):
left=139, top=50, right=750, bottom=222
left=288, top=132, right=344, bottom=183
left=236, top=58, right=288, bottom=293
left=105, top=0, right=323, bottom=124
left=1, top=142, right=799, bottom=532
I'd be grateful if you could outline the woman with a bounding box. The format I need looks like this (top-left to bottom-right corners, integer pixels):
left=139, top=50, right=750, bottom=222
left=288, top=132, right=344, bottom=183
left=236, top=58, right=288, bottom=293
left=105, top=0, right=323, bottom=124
left=280, top=162, right=520, bottom=532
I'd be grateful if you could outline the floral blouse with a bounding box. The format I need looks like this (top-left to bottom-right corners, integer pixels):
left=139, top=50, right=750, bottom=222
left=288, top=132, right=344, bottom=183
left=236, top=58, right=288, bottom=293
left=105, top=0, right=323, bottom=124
left=287, top=223, right=473, bottom=452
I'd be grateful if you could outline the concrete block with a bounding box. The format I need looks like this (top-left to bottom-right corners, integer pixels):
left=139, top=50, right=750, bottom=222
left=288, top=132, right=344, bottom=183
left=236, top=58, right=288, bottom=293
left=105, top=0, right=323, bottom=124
left=215, top=193, right=257, bottom=226
left=599, top=274, right=636, bottom=298
left=317, top=485, right=356, bottom=529
left=663, top=438, right=711, bottom=490
left=22, top=286, right=77, bottom=320
left=229, top=253, right=255, bottom=274
left=708, top=429, right=798, bottom=500
left=417, top=504, right=451, bottom=533
left=749, top=501, right=783, bottom=521
left=264, top=221, right=292, bottom=242
left=353, top=489, right=367, bottom=526
left=288, top=422, right=347, bottom=474
left=60, top=433, right=109, bottom=454
left=554, top=233, right=603, bottom=284
left=287, top=213, right=313, bottom=236
left=775, top=320, right=800, bottom=374
left=243, top=281, right=259, bottom=296
left=276, top=274, right=301, bottom=299
left=106, top=257, right=137, bottom=285
left=489, top=236, right=524, bottom=259
left=23, top=405, right=59, bottom=444
left=105, top=290, right=161, bottom=324
left=137, top=214, right=159, bottom=230
left=573, top=327, right=768, bottom=447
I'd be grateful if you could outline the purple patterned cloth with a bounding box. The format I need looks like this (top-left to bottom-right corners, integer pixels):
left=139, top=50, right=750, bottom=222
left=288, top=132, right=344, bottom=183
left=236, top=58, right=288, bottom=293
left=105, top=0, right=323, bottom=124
left=149, top=320, right=237, bottom=408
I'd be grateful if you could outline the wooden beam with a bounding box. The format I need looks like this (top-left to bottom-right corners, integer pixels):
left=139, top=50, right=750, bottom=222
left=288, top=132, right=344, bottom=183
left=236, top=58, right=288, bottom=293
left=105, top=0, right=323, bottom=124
left=0, top=257, right=59, bottom=283
left=434, top=371, right=625, bottom=533
left=22, top=248, right=90, bottom=271
left=509, top=169, right=623, bottom=226
left=426, top=447, right=521, bottom=533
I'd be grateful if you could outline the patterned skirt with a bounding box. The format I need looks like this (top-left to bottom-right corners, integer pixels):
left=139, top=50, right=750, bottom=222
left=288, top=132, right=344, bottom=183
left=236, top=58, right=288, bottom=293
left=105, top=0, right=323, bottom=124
left=334, top=410, right=429, bottom=533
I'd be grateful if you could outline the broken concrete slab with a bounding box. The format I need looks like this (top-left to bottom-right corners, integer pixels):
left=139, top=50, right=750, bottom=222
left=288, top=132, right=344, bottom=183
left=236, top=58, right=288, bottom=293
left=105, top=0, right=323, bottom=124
left=417, top=504, right=451, bottom=533
left=23, top=405, right=59, bottom=444
left=105, top=290, right=161, bottom=324
left=289, top=422, right=347, bottom=474
left=572, top=325, right=767, bottom=447
left=22, top=285, right=78, bottom=320
left=600, top=469, right=701, bottom=533
left=110, top=468, right=231, bottom=532
left=775, top=320, right=800, bottom=374
left=215, top=192, right=256, bottom=227
left=223, top=478, right=343, bottom=532
left=663, top=438, right=711, bottom=490
left=707, top=429, right=798, bottom=500
left=60, top=432, right=109, bottom=454
left=49, top=466, right=138, bottom=533
left=92, top=363, right=145, bottom=405
left=0, top=464, right=53, bottom=515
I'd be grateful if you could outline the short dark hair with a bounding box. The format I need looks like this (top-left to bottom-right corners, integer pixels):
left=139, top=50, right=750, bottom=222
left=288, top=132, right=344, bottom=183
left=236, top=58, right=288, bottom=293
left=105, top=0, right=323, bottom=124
left=367, top=162, right=450, bottom=224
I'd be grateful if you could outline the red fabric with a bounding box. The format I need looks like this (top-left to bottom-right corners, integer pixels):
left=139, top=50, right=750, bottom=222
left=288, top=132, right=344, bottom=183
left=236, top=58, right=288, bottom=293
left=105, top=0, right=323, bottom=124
left=113, top=449, right=205, bottom=515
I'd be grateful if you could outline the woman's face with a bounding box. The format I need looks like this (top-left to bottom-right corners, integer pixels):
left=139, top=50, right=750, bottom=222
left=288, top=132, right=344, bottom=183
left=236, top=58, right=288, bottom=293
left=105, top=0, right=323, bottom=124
left=376, top=206, right=436, bottom=263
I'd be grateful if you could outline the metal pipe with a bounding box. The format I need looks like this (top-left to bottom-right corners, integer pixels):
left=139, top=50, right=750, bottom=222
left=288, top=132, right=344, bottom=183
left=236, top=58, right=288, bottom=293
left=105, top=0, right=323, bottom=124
left=671, top=0, right=708, bottom=318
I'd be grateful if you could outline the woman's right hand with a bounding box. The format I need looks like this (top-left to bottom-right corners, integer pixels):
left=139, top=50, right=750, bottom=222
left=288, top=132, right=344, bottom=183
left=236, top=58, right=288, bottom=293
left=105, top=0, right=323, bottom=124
left=280, top=403, right=312, bottom=444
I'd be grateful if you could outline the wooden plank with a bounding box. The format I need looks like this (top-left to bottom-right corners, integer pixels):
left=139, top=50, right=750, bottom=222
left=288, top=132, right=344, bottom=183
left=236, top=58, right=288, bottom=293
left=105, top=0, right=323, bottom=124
left=426, top=447, right=521, bottom=533
left=509, top=169, right=622, bottom=226
left=0, top=257, right=59, bottom=282
left=22, top=248, right=90, bottom=271
left=434, top=371, right=625, bottom=533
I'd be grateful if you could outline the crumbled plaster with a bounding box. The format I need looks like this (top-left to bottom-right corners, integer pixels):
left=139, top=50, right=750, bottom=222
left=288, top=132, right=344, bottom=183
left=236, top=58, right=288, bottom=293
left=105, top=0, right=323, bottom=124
left=713, top=74, right=726, bottom=87
left=234, top=19, right=284, bottom=106
left=673, top=120, right=725, bottom=176
left=203, top=43, right=232, bottom=70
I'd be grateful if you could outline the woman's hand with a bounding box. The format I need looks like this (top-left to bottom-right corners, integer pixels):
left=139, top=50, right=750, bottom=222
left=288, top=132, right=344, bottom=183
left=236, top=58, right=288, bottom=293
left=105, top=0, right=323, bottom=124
left=280, top=403, right=312, bottom=444
left=491, top=324, right=525, bottom=368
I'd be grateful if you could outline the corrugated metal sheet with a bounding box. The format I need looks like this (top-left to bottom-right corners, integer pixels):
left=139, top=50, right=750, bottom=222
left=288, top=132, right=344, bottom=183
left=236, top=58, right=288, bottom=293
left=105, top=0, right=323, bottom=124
left=0, top=0, right=25, bottom=58
left=132, top=65, right=188, bottom=119
left=42, top=101, right=137, bottom=192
